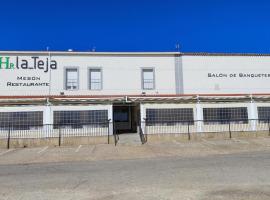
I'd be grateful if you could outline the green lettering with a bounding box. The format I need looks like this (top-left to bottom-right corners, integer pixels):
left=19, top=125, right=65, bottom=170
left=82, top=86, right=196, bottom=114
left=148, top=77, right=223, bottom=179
left=0, top=57, right=14, bottom=69
left=0, top=57, right=9, bottom=69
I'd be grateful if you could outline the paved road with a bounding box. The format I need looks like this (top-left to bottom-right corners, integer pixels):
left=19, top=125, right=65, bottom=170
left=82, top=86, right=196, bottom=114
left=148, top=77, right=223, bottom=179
left=1, top=137, right=270, bottom=165
left=1, top=150, right=270, bottom=200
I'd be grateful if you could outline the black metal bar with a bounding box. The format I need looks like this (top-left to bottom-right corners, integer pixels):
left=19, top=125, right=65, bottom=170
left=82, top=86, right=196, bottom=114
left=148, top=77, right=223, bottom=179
left=267, top=118, right=270, bottom=136
left=7, top=124, right=11, bottom=149
left=113, top=121, right=117, bottom=146
left=144, top=120, right=147, bottom=143
left=107, top=121, right=110, bottom=144
left=229, top=120, right=232, bottom=139
left=58, top=127, right=61, bottom=147
left=187, top=121, right=191, bottom=140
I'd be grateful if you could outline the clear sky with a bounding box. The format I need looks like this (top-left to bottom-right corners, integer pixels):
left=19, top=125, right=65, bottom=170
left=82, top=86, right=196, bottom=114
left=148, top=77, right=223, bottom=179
left=1, top=0, right=270, bottom=52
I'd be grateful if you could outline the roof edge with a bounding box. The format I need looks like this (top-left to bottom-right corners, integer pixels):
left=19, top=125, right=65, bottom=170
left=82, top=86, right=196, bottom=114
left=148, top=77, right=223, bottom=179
left=0, top=51, right=270, bottom=56
left=0, top=51, right=180, bottom=56
left=0, top=93, right=268, bottom=99
left=182, top=52, right=270, bottom=56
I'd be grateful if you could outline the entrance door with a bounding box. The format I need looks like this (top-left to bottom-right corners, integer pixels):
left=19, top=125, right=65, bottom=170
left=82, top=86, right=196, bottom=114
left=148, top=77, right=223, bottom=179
left=113, top=104, right=139, bottom=134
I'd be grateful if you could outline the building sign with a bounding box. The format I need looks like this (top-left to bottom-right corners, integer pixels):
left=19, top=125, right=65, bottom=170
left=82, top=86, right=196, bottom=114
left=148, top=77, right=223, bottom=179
left=0, top=56, right=58, bottom=88
left=0, top=56, right=57, bottom=73
left=7, top=76, right=49, bottom=87
left=208, top=73, right=270, bottom=78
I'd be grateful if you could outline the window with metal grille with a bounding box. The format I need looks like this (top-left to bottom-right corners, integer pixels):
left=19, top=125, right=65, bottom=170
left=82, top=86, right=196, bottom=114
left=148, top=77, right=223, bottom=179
left=0, top=111, right=43, bottom=130
left=65, top=68, right=79, bottom=90
left=258, top=107, right=270, bottom=122
left=142, top=68, right=155, bottom=90
left=89, top=68, right=102, bottom=90
left=53, top=110, right=108, bottom=128
left=203, top=107, right=248, bottom=124
left=146, top=108, right=194, bottom=125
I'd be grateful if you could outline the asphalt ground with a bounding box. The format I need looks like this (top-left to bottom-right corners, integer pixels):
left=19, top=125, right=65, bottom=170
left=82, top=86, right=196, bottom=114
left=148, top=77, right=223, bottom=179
left=0, top=137, right=270, bottom=165
left=0, top=137, right=270, bottom=200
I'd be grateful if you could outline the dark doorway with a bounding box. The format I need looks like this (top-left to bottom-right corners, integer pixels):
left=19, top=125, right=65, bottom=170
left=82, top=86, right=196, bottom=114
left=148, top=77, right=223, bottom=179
left=113, top=103, right=140, bottom=134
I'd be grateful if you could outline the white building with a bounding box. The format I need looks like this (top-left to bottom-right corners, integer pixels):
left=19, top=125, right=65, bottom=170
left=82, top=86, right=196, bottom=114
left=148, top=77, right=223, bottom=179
left=0, top=51, right=270, bottom=136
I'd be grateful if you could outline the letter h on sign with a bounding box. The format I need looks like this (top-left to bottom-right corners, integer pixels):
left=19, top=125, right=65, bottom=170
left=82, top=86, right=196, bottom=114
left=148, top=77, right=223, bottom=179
left=0, top=57, right=14, bottom=69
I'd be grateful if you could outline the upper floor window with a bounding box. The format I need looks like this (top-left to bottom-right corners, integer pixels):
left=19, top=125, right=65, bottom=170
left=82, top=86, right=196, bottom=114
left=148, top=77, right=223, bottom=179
left=89, top=68, right=102, bottom=90
left=142, top=68, right=155, bottom=90
left=65, top=68, right=78, bottom=90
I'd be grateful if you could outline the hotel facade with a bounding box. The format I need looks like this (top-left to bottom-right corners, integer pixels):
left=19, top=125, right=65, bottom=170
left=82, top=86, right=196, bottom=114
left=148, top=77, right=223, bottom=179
left=1, top=51, right=270, bottom=138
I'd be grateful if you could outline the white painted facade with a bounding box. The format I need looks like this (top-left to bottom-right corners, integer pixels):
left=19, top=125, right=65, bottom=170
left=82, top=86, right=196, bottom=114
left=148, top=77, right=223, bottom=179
left=0, top=52, right=270, bottom=95
left=1, top=51, right=270, bottom=136
left=182, top=55, right=270, bottom=94
left=1, top=51, right=270, bottom=95
left=0, top=52, right=176, bottom=96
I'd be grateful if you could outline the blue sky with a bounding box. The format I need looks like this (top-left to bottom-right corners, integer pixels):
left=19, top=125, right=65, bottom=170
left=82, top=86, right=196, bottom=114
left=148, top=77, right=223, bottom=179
left=1, top=0, right=270, bottom=52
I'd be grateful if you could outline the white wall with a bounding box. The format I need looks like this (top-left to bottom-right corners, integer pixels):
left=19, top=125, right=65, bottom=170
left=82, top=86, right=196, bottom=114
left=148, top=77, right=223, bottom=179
left=182, top=55, right=270, bottom=94
left=3, top=53, right=270, bottom=96
left=0, top=53, right=176, bottom=96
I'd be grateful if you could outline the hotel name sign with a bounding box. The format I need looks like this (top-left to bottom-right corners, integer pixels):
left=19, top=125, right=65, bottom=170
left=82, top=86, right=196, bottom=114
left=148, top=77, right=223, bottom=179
left=0, top=56, right=58, bottom=87
left=0, top=56, right=57, bottom=72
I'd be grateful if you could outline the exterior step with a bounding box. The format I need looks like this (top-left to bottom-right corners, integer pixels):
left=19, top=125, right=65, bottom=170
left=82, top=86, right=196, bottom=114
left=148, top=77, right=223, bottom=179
left=117, top=133, right=142, bottom=145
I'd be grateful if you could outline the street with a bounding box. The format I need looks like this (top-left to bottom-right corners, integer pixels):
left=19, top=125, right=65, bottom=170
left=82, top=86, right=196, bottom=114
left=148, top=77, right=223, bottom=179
left=0, top=150, right=270, bottom=200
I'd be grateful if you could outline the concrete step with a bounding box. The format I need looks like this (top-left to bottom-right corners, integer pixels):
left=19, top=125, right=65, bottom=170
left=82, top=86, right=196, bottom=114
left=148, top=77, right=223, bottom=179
left=117, top=133, right=142, bottom=145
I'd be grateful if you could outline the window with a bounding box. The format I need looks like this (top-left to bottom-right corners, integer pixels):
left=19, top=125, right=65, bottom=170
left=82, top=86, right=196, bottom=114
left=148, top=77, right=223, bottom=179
left=113, top=107, right=130, bottom=122
left=89, top=68, right=102, bottom=90
left=142, top=68, right=155, bottom=90
left=146, top=108, right=194, bottom=125
left=203, top=107, right=248, bottom=124
left=65, top=68, right=78, bottom=90
left=0, top=111, right=43, bottom=130
left=53, top=110, right=108, bottom=128
left=258, top=107, right=270, bottom=122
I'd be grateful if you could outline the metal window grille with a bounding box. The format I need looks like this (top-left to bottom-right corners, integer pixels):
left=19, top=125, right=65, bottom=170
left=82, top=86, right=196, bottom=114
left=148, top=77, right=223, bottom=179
left=258, top=107, right=270, bottom=123
left=203, top=107, right=248, bottom=124
left=0, top=111, right=43, bottom=130
left=146, top=108, right=194, bottom=125
left=53, top=110, right=108, bottom=129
